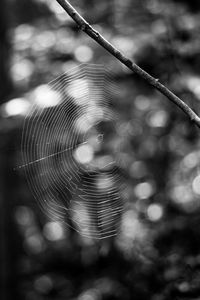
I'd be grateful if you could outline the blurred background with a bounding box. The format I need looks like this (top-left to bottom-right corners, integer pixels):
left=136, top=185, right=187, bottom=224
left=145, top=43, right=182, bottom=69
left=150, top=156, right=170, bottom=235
left=1, top=0, right=200, bottom=299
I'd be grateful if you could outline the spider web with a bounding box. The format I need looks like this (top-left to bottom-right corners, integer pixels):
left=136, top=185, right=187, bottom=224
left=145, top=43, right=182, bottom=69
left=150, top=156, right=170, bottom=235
left=20, top=63, right=124, bottom=239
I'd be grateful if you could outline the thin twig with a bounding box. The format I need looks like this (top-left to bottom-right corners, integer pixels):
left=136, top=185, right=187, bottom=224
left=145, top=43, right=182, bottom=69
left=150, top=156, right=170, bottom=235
left=56, top=0, right=200, bottom=129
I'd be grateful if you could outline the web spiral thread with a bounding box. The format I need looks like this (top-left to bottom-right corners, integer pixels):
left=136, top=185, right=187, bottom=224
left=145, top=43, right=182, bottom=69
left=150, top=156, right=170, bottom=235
left=21, top=63, right=124, bottom=239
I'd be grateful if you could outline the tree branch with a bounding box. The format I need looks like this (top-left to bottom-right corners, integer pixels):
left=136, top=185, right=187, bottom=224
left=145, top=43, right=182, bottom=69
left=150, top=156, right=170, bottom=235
left=56, top=0, right=200, bottom=129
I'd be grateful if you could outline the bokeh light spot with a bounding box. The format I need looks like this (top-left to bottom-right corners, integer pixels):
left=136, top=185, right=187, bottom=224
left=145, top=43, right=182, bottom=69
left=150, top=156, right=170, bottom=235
left=192, top=175, right=200, bottom=195
left=148, top=110, right=168, bottom=127
left=171, top=185, right=191, bottom=204
left=187, top=76, right=200, bottom=100
left=74, top=144, right=94, bottom=164
left=74, top=45, right=93, bottom=62
left=43, top=221, right=65, bottom=241
left=33, top=85, right=61, bottom=108
left=96, top=175, right=113, bottom=190
left=129, top=161, right=147, bottom=178
left=134, top=182, right=154, bottom=199
left=34, top=275, right=53, bottom=294
left=75, top=115, right=93, bottom=133
left=25, top=233, right=44, bottom=254
left=134, top=95, right=150, bottom=111
left=15, top=206, right=34, bottom=226
left=183, top=152, right=199, bottom=169
left=11, top=59, right=34, bottom=82
left=147, top=203, right=163, bottom=221
left=4, top=98, right=30, bottom=117
left=67, top=79, right=90, bottom=106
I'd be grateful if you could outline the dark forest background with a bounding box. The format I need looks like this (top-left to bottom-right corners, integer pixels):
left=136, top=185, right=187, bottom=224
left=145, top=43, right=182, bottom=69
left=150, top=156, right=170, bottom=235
left=1, top=0, right=200, bottom=299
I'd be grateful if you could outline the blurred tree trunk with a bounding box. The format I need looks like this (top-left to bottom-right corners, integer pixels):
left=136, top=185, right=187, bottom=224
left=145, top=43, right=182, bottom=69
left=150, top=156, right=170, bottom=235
left=0, top=155, right=7, bottom=300
left=0, top=0, right=9, bottom=297
left=0, top=0, right=12, bottom=104
left=0, top=1, right=16, bottom=300
left=2, top=129, right=22, bottom=300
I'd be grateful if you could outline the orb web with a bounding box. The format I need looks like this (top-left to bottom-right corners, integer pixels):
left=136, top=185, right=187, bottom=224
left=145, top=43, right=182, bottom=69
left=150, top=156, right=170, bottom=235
left=21, top=63, right=124, bottom=239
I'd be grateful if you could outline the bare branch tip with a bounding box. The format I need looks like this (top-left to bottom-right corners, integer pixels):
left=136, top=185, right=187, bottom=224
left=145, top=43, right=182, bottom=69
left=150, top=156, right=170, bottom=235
left=55, top=0, right=200, bottom=130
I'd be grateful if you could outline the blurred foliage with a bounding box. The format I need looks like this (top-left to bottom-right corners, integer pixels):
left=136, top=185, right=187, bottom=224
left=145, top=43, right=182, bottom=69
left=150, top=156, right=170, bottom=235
left=1, top=0, right=200, bottom=299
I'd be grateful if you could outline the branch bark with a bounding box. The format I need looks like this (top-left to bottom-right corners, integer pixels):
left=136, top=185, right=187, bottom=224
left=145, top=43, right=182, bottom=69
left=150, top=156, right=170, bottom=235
left=56, top=0, right=200, bottom=129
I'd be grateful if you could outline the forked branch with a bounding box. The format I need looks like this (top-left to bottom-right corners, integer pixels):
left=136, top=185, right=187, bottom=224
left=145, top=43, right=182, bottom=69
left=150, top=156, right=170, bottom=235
left=56, top=0, right=200, bottom=129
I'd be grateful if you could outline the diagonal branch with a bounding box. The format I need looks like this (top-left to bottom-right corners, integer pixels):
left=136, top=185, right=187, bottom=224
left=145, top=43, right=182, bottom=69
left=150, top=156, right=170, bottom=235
left=56, top=0, right=200, bottom=129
